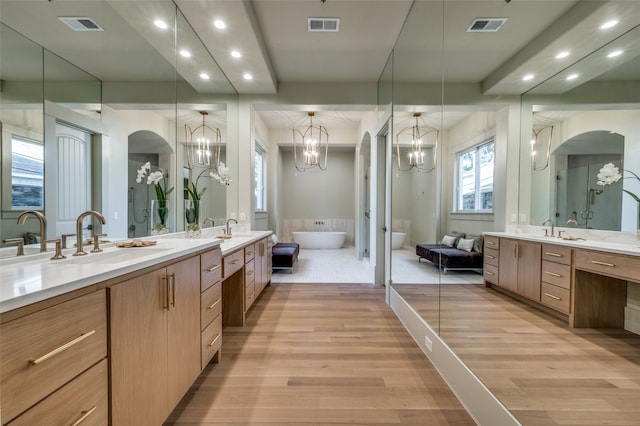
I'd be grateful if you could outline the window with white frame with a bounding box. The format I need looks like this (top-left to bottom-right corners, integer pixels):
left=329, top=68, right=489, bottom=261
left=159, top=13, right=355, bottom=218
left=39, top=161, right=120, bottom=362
left=255, top=143, right=266, bottom=211
left=11, top=135, right=44, bottom=210
left=456, top=138, right=494, bottom=212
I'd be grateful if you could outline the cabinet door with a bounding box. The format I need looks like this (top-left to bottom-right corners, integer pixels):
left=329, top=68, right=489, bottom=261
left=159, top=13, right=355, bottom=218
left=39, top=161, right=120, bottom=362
left=498, top=239, right=518, bottom=293
left=517, top=241, right=542, bottom=302
left=110, top=268, right=168, bottom=426
left=166, top=256, right=202, bottom=408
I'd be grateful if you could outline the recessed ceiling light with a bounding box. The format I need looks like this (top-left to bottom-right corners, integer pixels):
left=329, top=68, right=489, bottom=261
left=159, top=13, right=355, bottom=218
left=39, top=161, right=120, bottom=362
left=200, top=73, right=210, bottom=80
left=214, top=19, right=226, bottom=30
left=230, top=50, right=242, bottom=59
left=555, top=51, right=570, bottom=59
left=600, top=19, right=618, bottom=30
left=179, top=49, right=191, bottom=58
left=607, top=50, right=623, bottom=58
left=154, top=19, right=168, bottom=30
left=566, top=73, right=579, bottom=81
left=243, top=73, right=253, bottom=81
left=523, top=74, right=535, bottom=81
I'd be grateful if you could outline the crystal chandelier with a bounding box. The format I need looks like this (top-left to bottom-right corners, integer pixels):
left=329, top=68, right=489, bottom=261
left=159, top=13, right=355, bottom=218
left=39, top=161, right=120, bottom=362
left=293, top=112, right=329, bottom=172
left=395, top=113, right=439, bottom=172
left=184, top=111, right=221, bottom=170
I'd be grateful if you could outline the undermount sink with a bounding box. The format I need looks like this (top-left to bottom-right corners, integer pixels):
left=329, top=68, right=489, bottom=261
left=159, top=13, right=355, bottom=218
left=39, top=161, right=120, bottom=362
left=63, top=247, right=171, bottom=264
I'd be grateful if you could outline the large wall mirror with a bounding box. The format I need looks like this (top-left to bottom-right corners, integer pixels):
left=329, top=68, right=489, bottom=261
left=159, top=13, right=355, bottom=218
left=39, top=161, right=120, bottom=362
left=392, top=0, right=640, bottom=424
left=0, top=1, right=238, bottom=253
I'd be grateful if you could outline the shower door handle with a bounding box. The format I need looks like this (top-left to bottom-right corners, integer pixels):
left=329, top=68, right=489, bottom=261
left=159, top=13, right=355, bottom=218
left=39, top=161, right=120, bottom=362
left=382, top=226, right=388, bottom=232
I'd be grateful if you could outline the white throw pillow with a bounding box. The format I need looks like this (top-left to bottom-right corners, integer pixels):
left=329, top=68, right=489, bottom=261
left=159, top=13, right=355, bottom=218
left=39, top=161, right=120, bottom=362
left=271, top=234, right=279, bottom=245
left=456, top=237, right=475, bottom=252
left=440, top=235, right=457, bottom=247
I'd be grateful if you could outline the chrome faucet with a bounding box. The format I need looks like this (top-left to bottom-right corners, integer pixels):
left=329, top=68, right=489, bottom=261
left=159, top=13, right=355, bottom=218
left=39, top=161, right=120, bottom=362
left=203, top=217, right=215, bottom=228
left=542, top=218, right=555, bottom=237
left=74, top=210, right=106, bottom=256
left=566, top=218, right=579, bottom=227
left=17, top=210, right=47, bottom=252
left=226, top=218, right=238, bottom=236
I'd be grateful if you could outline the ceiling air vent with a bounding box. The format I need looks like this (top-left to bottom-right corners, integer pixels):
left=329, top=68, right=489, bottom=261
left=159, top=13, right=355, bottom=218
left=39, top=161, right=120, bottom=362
left=58, top=17, right=104, bottom=31
left=308, top=18, right=340, bottom=32
left=467, top=18, right=507, bottom=32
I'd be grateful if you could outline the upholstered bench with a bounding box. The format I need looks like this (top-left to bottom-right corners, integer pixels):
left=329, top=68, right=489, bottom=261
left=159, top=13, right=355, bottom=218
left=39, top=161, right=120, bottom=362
left=416, top=233, right=483, bottom=274
left=272, top=242, right=300, bottom=273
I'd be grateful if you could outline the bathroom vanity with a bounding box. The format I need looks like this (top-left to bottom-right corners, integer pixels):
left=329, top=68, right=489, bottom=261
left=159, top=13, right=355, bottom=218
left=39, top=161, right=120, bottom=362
left=0, top=230, right=272, bottom=425
left=483, top=232, right=640, bottom=331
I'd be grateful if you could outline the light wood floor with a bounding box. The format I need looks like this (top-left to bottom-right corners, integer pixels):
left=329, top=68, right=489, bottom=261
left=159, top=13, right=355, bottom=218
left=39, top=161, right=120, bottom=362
left=396, top=283, right=640, bottom=425
left=166, top=283, right=475, bottom=425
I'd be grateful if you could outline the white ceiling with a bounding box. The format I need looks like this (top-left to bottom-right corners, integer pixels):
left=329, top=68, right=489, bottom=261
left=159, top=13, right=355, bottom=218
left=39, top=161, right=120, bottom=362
left=1, top=0, right=638, bottom=131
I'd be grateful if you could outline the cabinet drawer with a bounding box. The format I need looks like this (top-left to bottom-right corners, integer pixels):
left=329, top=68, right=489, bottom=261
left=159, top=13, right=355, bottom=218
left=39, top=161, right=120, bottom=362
left=541, top=260, right=571, bottom=289
left=245, top=258, right=255, bottom=283
left=542, top=244, right=572, bottom=265
left=201, top=314, right=222, bottom=370
left=201, top=247, right=222, bottom=291
left=1, top=290, right=107, bottom=422
left=245, top=282, right=255, bottom=310
left=201, top=281, right=222, bottom=331
left=484, top=263, right=499, bottom=285
left=223, top=250, right=244, bottom=279
left=541, top=282, right=570, bottom=314
left=245, top=243, right=256, bottom=262
left=484, top=236, right=500, bottom=250
left=10, top=359, right=108, bottom=426
left=575, top=249, right=640, bottom=281
left=484, top=247, right=499, bottom=267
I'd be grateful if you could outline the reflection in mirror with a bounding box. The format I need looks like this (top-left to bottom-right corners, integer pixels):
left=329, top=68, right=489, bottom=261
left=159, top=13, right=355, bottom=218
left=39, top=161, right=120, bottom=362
left=528, top=110, right=639, bottom=232
left=0, top=23, right=45, bottom=254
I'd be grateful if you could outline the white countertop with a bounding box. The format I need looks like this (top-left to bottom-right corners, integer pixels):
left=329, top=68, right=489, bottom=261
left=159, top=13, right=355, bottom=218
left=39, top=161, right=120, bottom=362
left=0, top=229, right=272, bottom=314
left=484, top=232, right=640, bottom=257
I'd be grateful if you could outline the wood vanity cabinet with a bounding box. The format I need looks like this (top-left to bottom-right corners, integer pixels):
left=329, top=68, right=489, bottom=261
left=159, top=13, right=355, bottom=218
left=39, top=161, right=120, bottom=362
left=498, top=238, right=542, bottom=302
left=0, top=289, right=107, bottom=424
left=540, top=244, right=573, bottom=314
left=109, top=256, right=201, bottom=426
left=483, top=236, right=500, bottom=285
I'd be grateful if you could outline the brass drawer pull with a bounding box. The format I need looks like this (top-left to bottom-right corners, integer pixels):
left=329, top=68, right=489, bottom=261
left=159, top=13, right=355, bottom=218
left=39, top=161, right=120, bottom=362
left=485, top=271, right=495, bottom=276
left=545, top=252, right=562, bottom=257
left=486, top=241, right=495, bottom=245
left=591, top=260, right=615, bottom=267
left=543, top=293, right=561, bottom=301
left=71, top=406, right=97, bottom=426
left=208, top=333, right=221, bottom=347
left=486, top=255, right=495, bottom=259
left=231, top=259, right=240, bottom=265
left=29, top=330, right=96, bottom=366
left=206, top=264, right=221, bottom=272
left=246, top=270, right=254, bottom=276
left=247, top=251, right=254, bottom=256
left=544, top=271, right=561, bottom=277
left=208, top=298, right=221, bottom=310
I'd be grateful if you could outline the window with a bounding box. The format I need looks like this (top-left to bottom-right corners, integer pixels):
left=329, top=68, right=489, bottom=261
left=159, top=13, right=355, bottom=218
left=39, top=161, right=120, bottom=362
left=11, top=135, right=44, bottom=209
left=255, top=143, right=266, bottom=211
left=456, top=139, right=494, bottom=212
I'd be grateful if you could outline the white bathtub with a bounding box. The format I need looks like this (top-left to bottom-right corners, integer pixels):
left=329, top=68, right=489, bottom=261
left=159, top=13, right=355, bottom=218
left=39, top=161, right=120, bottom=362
left=392, top=232, right=406, bottom=250
left=292, top=231, right=346, bottom=249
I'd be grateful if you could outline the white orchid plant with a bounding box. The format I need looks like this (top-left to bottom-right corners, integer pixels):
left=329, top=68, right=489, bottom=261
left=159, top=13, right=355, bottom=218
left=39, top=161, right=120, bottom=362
left=136, top=162, right=174, bottom=229
left=210, top=162, right=232, bottom=186
left=597, top=162, right=639, bottom=202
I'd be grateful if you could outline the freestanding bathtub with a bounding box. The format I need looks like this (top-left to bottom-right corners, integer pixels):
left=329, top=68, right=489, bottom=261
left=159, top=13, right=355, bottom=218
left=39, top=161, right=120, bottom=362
left=292, top=231, right=346, bottom=249
left=391, top=232, right=406, bottom=250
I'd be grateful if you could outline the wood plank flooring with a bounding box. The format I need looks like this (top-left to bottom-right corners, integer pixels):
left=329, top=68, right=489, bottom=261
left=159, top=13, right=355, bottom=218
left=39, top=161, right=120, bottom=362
left=166, top=283, right=475, bottom=425
left=396, top=283, right=640, bottom=425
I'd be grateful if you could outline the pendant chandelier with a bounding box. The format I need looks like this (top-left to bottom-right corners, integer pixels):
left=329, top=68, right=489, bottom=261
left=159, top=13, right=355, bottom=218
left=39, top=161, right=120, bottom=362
left=184, top=111, right=222, bottom=170
left=293, top=112, right=329, bottom=172
left=395, top=113, right=439, bottom=172
left=531, top=124, right=553, bottom=171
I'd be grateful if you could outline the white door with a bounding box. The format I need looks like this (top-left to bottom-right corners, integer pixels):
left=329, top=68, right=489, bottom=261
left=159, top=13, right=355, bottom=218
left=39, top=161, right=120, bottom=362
left=48, top=122, right=92, bottom=237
